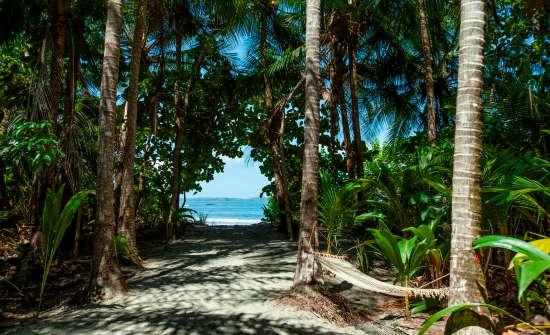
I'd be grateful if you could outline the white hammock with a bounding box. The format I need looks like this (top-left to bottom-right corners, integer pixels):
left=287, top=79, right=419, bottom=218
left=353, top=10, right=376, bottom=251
left=312, top=252, right=448, bottom=298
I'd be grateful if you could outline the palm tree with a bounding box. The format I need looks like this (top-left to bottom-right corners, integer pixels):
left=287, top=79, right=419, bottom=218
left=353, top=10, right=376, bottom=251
left=348, top=19, right=364, bottom=179
left=293, top=0, right=321, bottom=289
left=166, top=0, right=198, bottom=241
left=118, top=0, right=147, bottom=265
left=91, top=0, right=127, bottom=297
left=232, top=0, right=298, bottom=239
left=448, top=0, right=489, bottom=333
left=417, top=0, right=437, bottom=144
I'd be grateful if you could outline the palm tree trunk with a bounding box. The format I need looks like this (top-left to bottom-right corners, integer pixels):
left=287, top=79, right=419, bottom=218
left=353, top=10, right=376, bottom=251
left=91, top=0, right=127, bottom=298
left=48, top=0, right=68, bottom=127
left=61, top=21, right=77, bottom=196
left=166, top=33, right=183, bottom=242
left=449, top=0, right=489, bottom=333
left=294, top=0, right=321, bottom=290
left=136, top=36, right=163, bottom=214
left=418, top=0, right=437, bottom=145
left=167, top=44, right=203, bottom=241
left=260, top=12, right=293, bottom=239
left=118, top=0, right=146, bottom=266
left=328, top=26, right=339, bottom=173
left=348, top=25, right=363, bottom=179
left=0, top=112, right=10, bottom=209
left=278, top=112, right=293, bottom=240
left=334, top=47, right=354, bottom=179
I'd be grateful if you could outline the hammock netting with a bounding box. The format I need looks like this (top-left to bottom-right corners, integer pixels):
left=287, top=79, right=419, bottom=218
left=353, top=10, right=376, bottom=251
left=311, top=252, right=448, bottom=298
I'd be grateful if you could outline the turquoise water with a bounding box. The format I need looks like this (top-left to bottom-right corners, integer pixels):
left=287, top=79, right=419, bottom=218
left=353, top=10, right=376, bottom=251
left=183, top=197, right=268, bottom=225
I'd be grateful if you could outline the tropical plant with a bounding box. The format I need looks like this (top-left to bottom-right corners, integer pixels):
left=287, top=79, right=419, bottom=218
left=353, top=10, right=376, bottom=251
left=196, top=212, right=208, bottom=226
left=39, top=185, right=90, bottom=315
left=318, top=171, right=357, bottom=253
left=368, top=222, right=431, bottom=315
left=473, top=235, right=550, bottom=301
left=419, top=235, right=550, bottom=334
left=0, top=121, right=63, bottom=179
left=262, top=197, right=279, bottom=224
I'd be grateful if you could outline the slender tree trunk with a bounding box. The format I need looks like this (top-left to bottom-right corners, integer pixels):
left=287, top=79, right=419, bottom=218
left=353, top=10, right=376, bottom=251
left=348, top=25, right=363, bottom=179
left=0, top=111, right=9, bottom=209
left=340, top=95, right=354, bottom=179
left=118, top=0, right=146, bottom=266
left=167, top=43, right=203, bottom=241
left=335, top=49, right=354, bottom=179
left=328, top=27, right=339, bottom=173
left=166, top=33, right=183, bottom=242
left=260, top=11, right=293, bottom=239
left=136, top=37, right=163, bottom=213
left=448, top=0, right=489, bottom=334
left=91, top=0, right=127, bottom=298
left=61, top=1, right=77, bottom=197
left=278, top=112, right=293, bottom=240
left=418, top=0, right=437, bottom=145
left=48, top=0, right=68, bottom=126
left=294, top=0, right=321, bottom=289
left=28, top=0, right=69, bottom=240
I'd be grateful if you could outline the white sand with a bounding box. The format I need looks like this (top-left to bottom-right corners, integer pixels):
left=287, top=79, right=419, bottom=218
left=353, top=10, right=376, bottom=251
left=7, top=224, right=410, bottom=335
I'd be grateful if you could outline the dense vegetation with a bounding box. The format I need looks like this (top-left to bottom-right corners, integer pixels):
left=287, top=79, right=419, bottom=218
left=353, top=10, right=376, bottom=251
left=0, top=0, right=549, bottom=332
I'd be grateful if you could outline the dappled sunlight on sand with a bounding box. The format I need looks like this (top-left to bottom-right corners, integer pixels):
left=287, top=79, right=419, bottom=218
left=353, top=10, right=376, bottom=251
left=9, top=224, right=369, bottom=334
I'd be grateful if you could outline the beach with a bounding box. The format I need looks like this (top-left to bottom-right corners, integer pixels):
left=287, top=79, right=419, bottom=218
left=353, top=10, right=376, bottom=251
left=6, top=223, right=441, bottom=335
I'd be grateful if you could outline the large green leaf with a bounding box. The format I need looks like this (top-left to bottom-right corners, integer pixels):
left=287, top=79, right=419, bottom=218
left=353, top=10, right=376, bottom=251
left=474, top=235, right=550, bottom=299
left=368, top=225, right=403, bottom=274
left=419, top=303, right=528, bottom=335
left=473, top=235, right=550, bottom=262
left=516, top=260, right=550, bottom=299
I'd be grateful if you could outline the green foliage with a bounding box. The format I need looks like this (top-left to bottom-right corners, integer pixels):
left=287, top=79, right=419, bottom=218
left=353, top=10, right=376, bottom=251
left=318, top=171, right=358, bottom=253
left=1, top=121, right=63, bottom=179
left=418, top=302, right=540, bottom=335
left=368, top=222, right=429, bottom=287
left=196, top=212, right=208, bottom=226
left=115, top=236, right=128, bottom=257
left=39, top=185, right=91, bottom=314
left=262, top=197, right=279, bottom=224
left=473, top=235, right=550, bottom=300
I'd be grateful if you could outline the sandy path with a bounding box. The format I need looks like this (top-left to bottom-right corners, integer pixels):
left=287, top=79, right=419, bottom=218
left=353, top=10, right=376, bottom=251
left=8, top=224, right=410, bottom=335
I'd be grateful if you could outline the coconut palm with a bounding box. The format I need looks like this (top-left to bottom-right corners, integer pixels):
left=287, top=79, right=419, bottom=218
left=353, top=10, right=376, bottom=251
left=91, top=0, right=127, bottom=297
left=118, top=0, right=147, bottom=265
left=293, top=0, right=321, bottom=289
left=448, top=0, right=488, bottom=333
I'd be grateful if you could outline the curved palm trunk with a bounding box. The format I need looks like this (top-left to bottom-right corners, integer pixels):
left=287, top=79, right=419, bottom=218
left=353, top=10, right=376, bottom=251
left=418, top=0, right=437, bottom=145
left=449, top=0, right=489, bottom=333
left=294, top=0, right=321, bottom=289
left=348, top=27, right=363, bottom=179
left=91, top=0, right=127, bottom=298
left=118, top=0, right=146, bottom=266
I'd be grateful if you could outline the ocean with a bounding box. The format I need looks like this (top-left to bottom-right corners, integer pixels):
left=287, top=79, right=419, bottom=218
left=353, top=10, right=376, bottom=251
left=183, top=197, right=268, bottom=226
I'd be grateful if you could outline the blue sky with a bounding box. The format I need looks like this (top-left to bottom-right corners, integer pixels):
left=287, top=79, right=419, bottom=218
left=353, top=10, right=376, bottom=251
left=192, top=146, right=269, bottom=198
left=192, top=39, right=270, bottom=199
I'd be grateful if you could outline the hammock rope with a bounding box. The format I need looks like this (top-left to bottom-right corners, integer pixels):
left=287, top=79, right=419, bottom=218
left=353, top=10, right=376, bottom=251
left=308, top=251, right=448, bottom=298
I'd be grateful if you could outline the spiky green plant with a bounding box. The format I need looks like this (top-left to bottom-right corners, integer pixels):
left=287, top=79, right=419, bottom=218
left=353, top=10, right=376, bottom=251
left=39, top=185, right=90, bottom=315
